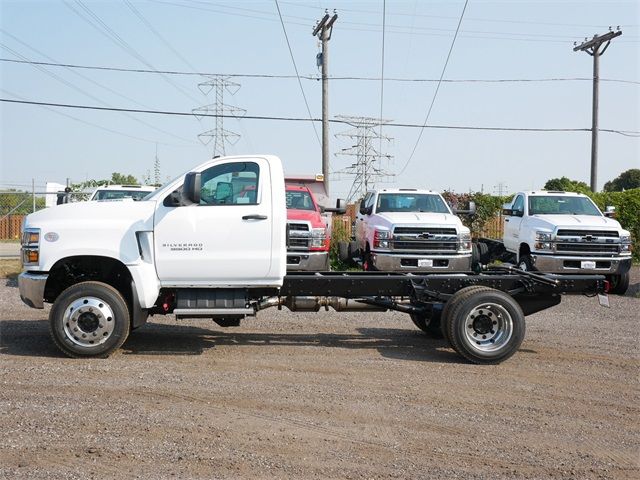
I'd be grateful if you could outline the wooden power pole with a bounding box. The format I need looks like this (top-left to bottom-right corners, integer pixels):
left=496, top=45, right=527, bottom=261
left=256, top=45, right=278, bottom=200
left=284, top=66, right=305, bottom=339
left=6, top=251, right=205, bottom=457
left=312, top=11, right=338, bottom=196
left=573, top=28, right=622, bottom=192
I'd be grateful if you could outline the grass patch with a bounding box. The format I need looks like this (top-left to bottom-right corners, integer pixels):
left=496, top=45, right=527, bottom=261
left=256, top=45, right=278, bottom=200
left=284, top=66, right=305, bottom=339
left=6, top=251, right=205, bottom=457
left=0, top=239, right=20, bottom=243
left=0, top=259, right=22, bottom=278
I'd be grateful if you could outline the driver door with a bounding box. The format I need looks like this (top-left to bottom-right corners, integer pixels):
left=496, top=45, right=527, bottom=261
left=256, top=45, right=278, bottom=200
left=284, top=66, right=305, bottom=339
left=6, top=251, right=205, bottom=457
left=503, top=194, right=525, bottom=252
left=153, top=158, right=275, bottom=286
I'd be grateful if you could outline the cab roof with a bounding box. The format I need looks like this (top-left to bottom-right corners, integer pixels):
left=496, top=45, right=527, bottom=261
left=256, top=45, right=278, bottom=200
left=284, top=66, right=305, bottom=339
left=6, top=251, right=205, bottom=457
left=522, top=190, right=586, bottom=197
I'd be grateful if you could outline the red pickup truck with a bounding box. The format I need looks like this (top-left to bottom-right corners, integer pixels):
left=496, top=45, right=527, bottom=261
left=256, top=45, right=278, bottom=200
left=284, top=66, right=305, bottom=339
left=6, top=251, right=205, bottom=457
left=285, top=184, right=330, bottom=271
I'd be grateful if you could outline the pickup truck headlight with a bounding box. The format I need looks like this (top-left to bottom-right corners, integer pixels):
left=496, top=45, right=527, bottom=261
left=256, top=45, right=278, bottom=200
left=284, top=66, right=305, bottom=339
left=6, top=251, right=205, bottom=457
left=21, top=228, right=40, bottom=265
left=311, top=228, right=326, bottom=248
left=620, top=234, right=631, bottom=244
left=373, top=229, right=390, bottom=249
left=534, top=231, right=554, bottom=251
left=535, top=231, right=553, bottom=242
left=458, top=232, right=471, bottom=251
left=620, top=235, right=632, bottom=254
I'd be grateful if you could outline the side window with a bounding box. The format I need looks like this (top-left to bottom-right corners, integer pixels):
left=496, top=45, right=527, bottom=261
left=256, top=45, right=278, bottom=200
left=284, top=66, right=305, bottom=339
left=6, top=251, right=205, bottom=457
left=512, top=195, right=524, bottom=214
left=366, top=193, right=376, bottom=210
left=200, top=162, right=259, bottom=206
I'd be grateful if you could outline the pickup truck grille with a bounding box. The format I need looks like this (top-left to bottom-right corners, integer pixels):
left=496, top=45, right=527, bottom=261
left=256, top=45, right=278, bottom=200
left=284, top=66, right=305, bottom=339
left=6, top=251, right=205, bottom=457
left=287, top=222, right=311, bottom=250
left=556, top=244, right=620, bottom=254
left=554, top=229, right=621, bottom=256
left=390, top=227, right=458, bottom=252
left=557, top=229, right=618, bottom=238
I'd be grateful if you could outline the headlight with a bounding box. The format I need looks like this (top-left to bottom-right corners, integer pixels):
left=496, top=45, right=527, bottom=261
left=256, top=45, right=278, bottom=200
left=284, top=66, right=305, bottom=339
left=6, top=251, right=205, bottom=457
left=458, top=232, right=471, bottom=251
left=373, top=229, right=390, bottom=249
left=620, top=234, right=631, bottom=244
left=535, top=231, right=553, bottom=242
left=311, top=228, right=326, bottom=248
left=21, top=228, right=40, bottom=265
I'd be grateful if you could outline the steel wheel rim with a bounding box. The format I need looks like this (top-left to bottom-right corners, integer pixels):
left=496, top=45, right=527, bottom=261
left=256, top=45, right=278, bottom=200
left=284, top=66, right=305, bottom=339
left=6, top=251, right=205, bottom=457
left=463, top=302, right=513, bottom=353
left=62, top=296, right=116, bottom=347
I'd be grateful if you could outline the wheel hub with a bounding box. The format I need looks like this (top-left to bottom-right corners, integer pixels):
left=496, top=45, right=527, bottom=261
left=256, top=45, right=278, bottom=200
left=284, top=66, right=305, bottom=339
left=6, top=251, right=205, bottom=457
left=464, top=303, right=513, bottom=353
left=63, top=296, right=116, bottom=348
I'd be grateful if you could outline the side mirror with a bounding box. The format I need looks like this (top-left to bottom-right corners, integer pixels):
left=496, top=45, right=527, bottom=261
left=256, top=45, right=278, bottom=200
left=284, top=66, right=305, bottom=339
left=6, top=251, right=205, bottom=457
left=604, top=205, right=616, bottom=218
left=319, top=205, right=326, bottom=214
left=326, top=198, right=346, bottom=214
left=359, top=202, right=367, bottom=215
left=455, top=201, right=476, bottom=216
left=184, top=172, right=201, bottom=204
left=502, top=208, right=513, bottom=216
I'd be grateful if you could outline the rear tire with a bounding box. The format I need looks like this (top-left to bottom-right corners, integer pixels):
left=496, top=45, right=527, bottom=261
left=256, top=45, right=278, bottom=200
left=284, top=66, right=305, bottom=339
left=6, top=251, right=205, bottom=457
left=608, top=271, right=630, bottom=295
left=49, top=281, right=131, bottom=358
left=445, top=288, right=525, bottom=364
left=440, top=286, right=494, bottom=343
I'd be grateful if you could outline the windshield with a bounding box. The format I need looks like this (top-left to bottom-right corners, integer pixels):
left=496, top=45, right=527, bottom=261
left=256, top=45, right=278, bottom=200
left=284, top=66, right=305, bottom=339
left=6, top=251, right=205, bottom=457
left=92, top=190, right=152, bottom=201
left=528, top=196, right=601, bottom=216
left=376, top=193, right=450, bottom=214
left=286, top=190, right=315, bottom=211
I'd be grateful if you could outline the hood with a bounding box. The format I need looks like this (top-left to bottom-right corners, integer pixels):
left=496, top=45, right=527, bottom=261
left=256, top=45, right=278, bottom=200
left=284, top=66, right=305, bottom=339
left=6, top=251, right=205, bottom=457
left=375, top=211, right=463, bottom=228
left=24, top=200, right=157, bottom=233
left=286, top=208, right=325, bottom=227
left=530, top=214, right=622, bottom=230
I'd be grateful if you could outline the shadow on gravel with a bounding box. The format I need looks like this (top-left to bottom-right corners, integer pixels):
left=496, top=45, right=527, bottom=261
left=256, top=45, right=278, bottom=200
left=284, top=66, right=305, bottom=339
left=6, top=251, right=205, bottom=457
left=121, top=323, right=460, bottom=363
left=0, top=320, right=65, bottom=358
left=1, top=320, right=461, bottom=363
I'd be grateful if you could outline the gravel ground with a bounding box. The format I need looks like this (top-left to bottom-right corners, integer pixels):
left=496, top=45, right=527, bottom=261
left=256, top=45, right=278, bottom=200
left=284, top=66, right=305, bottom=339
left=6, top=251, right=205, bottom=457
left=1, top=269, right=638, bottom=479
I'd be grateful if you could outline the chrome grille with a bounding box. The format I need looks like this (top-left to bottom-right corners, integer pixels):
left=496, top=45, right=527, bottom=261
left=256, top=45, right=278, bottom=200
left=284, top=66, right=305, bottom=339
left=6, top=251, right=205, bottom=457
left=556, top=244, right=619, bottom=254
left=391, top=227, right=458, bottom=252
left=557, top=229, right=618, bottom=238
left=287, top=222, right=311, bottom=250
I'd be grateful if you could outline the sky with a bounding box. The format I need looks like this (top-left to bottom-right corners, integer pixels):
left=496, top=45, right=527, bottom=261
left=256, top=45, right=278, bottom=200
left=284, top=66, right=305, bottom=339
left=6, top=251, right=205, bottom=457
left=1, top=0, right=639, bottom=201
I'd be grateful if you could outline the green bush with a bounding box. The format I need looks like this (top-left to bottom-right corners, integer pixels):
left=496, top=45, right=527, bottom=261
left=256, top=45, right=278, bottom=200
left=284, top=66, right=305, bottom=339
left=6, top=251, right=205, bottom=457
left=588, top=188, right=640, bottom=262
left=329, top=217, right=352, bottom=270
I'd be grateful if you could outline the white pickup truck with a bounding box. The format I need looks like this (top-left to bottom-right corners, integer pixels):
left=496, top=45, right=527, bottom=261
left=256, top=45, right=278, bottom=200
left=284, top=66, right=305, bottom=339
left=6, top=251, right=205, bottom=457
left=17, top=155, right=607, bottom=364
left=354, top=188, right=473, bottom=271
left=501, top=190, right=632, bottom=294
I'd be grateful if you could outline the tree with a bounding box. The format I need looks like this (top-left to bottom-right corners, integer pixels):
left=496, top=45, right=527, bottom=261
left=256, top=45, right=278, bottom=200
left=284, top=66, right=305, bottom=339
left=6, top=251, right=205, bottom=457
left=543, top=177, right=591, bottom=194
left=603, top=169, right=640, bottom=192
left=110, top=172, right=139, bottom=185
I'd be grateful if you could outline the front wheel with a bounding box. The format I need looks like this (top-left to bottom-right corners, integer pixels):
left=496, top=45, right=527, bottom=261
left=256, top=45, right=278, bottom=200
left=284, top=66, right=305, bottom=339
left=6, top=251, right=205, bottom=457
left=444, top=288, right=525, bottom=364
left=518, top=254, right=534, bottom=272
left=608, top=271, right=630, bottom=295
left=49, top=281, right=131, bottom=358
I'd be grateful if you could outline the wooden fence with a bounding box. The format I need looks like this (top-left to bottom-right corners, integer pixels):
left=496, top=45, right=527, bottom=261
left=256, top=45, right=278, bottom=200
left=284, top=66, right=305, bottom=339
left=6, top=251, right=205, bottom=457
left=0, top=215, right=24, bottom=240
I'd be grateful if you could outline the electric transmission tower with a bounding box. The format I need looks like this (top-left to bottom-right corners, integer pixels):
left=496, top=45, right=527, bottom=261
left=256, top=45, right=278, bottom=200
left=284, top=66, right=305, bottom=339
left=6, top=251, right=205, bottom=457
left=193, top=75, right=246, bottom=157
left=334, top=115, right=394, bottom=202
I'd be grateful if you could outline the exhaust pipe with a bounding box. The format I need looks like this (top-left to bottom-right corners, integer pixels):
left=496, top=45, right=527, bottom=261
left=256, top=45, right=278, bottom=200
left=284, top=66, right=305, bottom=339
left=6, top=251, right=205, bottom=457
left=256, top=296, right=387, bottom=312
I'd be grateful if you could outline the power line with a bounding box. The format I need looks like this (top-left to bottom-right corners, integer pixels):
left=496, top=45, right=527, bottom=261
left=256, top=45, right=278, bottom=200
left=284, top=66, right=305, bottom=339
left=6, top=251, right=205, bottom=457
left=3, top=98, right=639, bottom=136
left=274, top=0, right=321, bottom=147
left=400, top=0, right=469, bottom=175
left=0, top=37, right=197, bottom=145
left=3, top=58, right=639, bottom=85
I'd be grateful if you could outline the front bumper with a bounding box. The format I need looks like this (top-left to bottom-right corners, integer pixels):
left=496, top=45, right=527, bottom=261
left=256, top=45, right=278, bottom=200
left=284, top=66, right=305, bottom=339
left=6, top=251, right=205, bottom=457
left=531, top=254, right=632, bottom=275
left=287, top=251, right=330, bottom=271
left=18, top=272, right=49, bottom=309
left=370, top=252, right=472, bottom=272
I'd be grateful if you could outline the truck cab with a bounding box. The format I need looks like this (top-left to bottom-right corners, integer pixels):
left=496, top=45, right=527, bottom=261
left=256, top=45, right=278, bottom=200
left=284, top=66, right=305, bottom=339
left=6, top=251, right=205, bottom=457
left=355, top=188, right=472, bottom=271
left=285, top=184, right=330, bottom=271
left=503, top=190, right=632, bottom=292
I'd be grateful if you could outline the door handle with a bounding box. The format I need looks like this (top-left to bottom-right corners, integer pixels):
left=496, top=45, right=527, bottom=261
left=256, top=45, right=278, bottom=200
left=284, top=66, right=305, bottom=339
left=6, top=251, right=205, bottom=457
left=242, top=214, right=268, bottom=220
left=505, top=218, right=510, bottom=222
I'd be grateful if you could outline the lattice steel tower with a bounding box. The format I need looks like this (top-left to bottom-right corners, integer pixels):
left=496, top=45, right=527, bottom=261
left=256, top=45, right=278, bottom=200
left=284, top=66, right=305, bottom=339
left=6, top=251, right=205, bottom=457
left=334, top=115, right=394, bottom=202
left=193, top=75, right=246, bottom=157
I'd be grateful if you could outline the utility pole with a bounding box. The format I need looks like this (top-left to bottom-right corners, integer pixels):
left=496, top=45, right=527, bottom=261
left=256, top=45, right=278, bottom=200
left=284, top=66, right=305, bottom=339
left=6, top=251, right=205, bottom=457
left=573, top=27, right=622, bottom=192
left=313, top=11, right=338, bottom=196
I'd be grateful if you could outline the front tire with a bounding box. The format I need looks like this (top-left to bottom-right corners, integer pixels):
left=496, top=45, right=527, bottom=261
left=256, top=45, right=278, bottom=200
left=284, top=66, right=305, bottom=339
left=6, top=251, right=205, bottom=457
left=49, top=281, right=131, bottom=358
left=608, top=271, right=630, bottom=295
left=518, top=254, right=534, bottom=272
left=444, top=288, right=525, bottom=364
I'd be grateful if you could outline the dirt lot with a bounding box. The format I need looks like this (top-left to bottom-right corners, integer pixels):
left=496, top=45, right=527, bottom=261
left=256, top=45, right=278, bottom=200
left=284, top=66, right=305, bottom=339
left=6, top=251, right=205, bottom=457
left=1, top=270, right=638, bottom=479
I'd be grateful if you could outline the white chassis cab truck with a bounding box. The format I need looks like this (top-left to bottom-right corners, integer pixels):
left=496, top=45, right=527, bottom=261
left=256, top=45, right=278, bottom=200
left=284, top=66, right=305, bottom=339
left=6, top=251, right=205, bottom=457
left=18, top=156, right=607, bottom=364
left=354, top=189, right=473, bottom=271
left=499, top=191, right=632, bottom=294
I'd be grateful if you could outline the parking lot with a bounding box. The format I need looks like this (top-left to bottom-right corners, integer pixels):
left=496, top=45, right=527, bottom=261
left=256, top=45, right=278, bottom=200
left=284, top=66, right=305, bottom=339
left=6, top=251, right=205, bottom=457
left=1, top=269, right=638, bottom=479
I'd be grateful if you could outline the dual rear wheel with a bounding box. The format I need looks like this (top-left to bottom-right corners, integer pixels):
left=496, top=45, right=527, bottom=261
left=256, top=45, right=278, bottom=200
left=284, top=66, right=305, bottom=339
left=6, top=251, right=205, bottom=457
left=411, top=286, right=526, bottom=364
